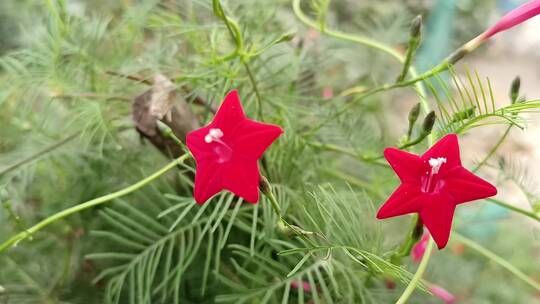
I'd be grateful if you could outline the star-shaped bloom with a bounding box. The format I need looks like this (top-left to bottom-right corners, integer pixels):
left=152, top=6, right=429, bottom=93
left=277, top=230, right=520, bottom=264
left=377, top=134, right=497, bottom=249
left=186, top=90, right=283, bottom=204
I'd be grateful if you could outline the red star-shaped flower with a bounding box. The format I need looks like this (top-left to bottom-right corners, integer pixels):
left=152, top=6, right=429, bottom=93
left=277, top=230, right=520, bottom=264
left=377, top=134, right=497, bottom=249
left=186, top=90, right=283, bottom=204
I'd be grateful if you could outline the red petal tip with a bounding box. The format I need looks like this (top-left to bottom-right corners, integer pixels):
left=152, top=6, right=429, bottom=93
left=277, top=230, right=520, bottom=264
left=194, top=198, right=207, bottom=205
left=434, top=236, right=449, bottom=250
left=383, top=147, right=400, bottom=159
left=376, top=208, right=389, bottom=220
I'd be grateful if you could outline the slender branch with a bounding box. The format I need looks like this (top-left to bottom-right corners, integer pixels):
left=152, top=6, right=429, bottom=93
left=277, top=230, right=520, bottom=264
left=453, top=233, right=540, bottom=292
left=292, top=0, right=429, bottom=110
left=487, top=198, right=540, bottom=222
left=293, top=0, right=430, bottom=144
left=0, top=133, right=79, bottom=177
left=51, top=92, right=131, bottom=101
left=473, top=125, right=511, bottom=172
left=396, top=237, right=434, bottom=304
left=105, top=70, right=153, bottom=85
left=262, top=179, right=318, bottom=246
left=106, top=70, right=215, bottom=112
left=390, top=215, right=423, bottom=265
left=322, top=169, right=385, bottom=200
left=307, top=141, right=386, bottom=166
left=293, top=3, right=439, bottom=299
left=308, top=129, right=431, bottom=165
left=243, top=62, right=265, bottom=120
left=0, top=154, right=190, bottom=254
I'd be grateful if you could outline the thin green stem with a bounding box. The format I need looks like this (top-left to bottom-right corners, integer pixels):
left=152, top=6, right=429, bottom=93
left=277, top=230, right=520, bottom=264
left=307, top=141, right=386, bottom=166
left=292, top=0, right=428, bottom=106
left=263, top=182, right=317, bottom=246
left=395, top=237, right=434, bottom=304
left=293, top=3, right=437, bottom=299
left=390, top=215, right=422, bottom=265
left=0, top=133, right=78, bottom=177
left=0, top=154, right=190, bottom=254
left=213, top=0, right=264, bottom=120
left=243, top=62, right=265, bottom=120
left=308, top=130, right=430, bottom=165
left=265, top=186, right=282, bottom=216
left=213, top=0, right=244, bottom=61
left=322, top=169, right=385, bottom=200
left=400, top=132, right=431, bottom=150
left=293, top=0, right=404, bottom=65
left=487, top=198, right=540, bottom=222
left=306, top=85, right=390, bottom=136
left=473, top=125, right=511, bottom=172
left=453, top=233, right=540, bottom=292
left=293, top=0, right=431, bottom=142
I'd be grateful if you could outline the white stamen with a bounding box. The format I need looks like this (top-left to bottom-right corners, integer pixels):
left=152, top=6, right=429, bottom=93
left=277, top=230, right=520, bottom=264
left=428, top=157, right=447, bottom=175
left=204, top=128, right=224, bottom=143
left=209, top=128, right=223, bottom=138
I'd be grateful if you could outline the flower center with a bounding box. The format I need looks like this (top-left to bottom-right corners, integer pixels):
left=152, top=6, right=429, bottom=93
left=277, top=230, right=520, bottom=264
left=204, top=128, right=232, bottom=163
left=422, top=157, right=447, bottom=193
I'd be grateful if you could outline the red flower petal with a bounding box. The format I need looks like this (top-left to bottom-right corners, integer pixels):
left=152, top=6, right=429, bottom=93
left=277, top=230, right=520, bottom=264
left=186, top=126, right=218, bottom=162
left=193, top=161, right=224, bottom=204
left=443, top=167, right=498, bottom=204
left=232, top=119, right=283, bottom=160
left=186, top=90, right=283, bottom=204
left=377, top=133, right=497, bottom=249
left=422, top=134, right=461, bottom=170
left=377, top=184, right=424, bottom=219
left=384, top=148, right=425, bottom=185
left=411, top=233, right=429, bottom=263
left=430, top=284, right=456, bottom=304
left=221, top=157, right=260, bottom=204
left=211, top=90, right=246, bottom=133
left=419, top=193, right=456, bottom=249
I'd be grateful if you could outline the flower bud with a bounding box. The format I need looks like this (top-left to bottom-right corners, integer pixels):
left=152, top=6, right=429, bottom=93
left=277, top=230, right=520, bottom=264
left=276, top=220, right=295, bottom=237
left=408, top=103, right=421, bottom=126
left=410, top=15, right=422, bottom=39
left=259, top=175, right=272, bottom=196
left=397, top=15, right=423, bottom=82
left=430, top=285, right=456, bottom=304
left=422, top=111, right=437, bottom=134
left=276, top=32, right=296, bottom=43
left=510, top=76, right=521, bottom=103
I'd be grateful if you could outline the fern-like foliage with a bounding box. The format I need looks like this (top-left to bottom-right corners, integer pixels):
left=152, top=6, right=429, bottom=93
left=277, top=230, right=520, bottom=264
left=87, top=183, right=253, bottom=303
left=429, top=68, right=540, bottom=136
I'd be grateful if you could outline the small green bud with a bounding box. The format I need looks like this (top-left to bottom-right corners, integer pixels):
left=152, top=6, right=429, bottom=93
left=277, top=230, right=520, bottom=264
left=259, top=175, right=272, bottom=196
left=510, top=76, right=521, bottom=103
left=410, top=15, right=422, bottom=39
left=422, top=111, right=436, bottom=134
left=408, top=103, right=421, bottom=125
left=396, top=16, right=423, bottom=83
left=212, top=0, right=225, bottom=19
left=498, top=156, right=506, bottom=169
left=276, top=220, right=314, bottom=238
left=276, top=32, right=296, bottom=43
left=276, top=220, right=295, bottom=238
